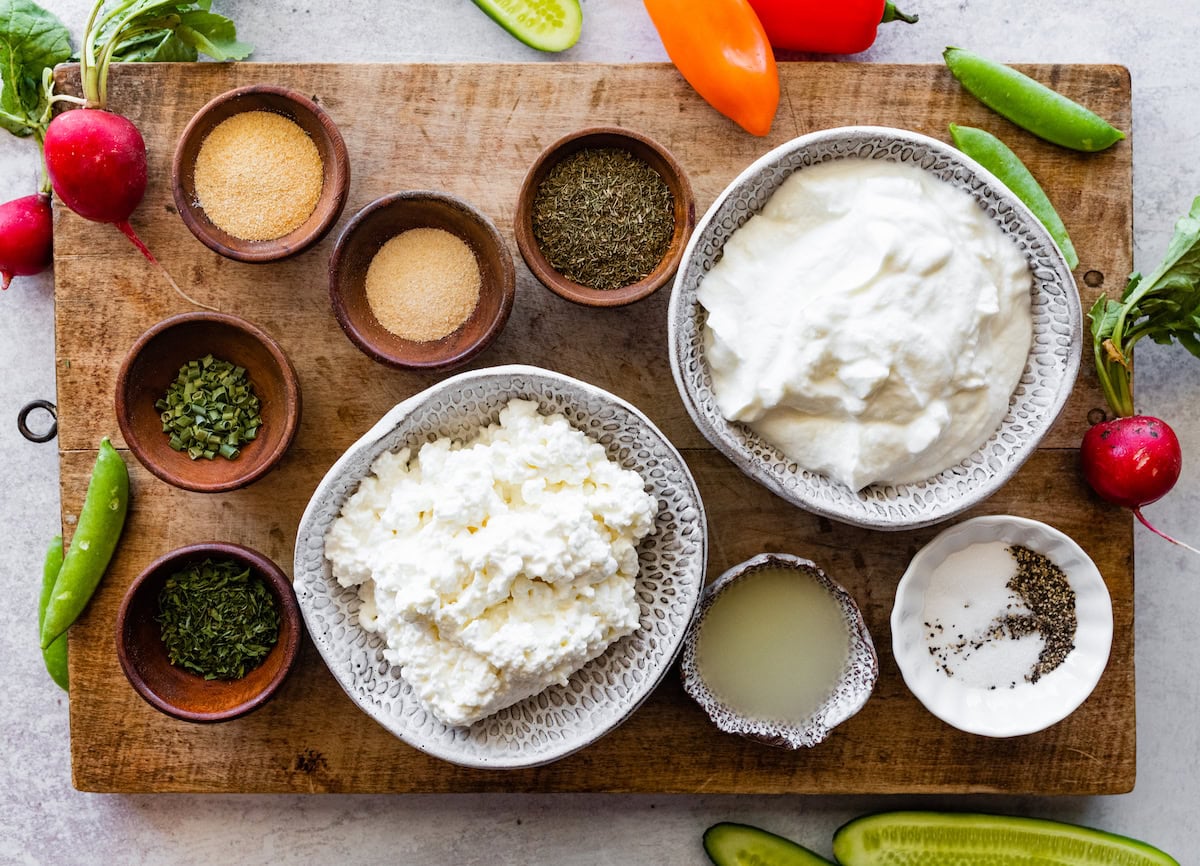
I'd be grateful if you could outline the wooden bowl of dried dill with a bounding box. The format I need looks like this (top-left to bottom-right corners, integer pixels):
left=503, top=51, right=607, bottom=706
left=515, top=126, right=695, bottom=307
left=115, top=311, right=301, bottom=493
left=116, top=542, right=302, bottom=723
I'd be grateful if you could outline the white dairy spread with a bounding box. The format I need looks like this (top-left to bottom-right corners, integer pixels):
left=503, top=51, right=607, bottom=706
left=324, top=399, right=656, bottom=727
left=699, top=158, right=1033, bottom=490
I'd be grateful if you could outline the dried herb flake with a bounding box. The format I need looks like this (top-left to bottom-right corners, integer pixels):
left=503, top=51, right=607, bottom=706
left=155, top=354, right=262, bottom=460
left=532, top=146, right=674, bottom=291
left=156, top=558, right=280, bottom=680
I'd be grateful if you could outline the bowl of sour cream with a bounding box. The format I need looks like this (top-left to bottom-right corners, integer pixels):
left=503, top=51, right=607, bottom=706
left=668, top=126, right=1080, bottom=530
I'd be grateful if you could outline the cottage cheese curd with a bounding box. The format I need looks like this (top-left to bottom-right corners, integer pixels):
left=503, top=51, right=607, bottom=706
left=324, top=399, right=656, bottom=727
left=699, top=158, right=1033, bottom=491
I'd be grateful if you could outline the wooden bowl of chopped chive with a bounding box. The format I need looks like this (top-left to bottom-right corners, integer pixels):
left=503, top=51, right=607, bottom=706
left=329, top=191, right=516, bottom=371
left=116, top=542, right=302, bottom=723
left=514, top=126, right=696, bottom=307
left=172, top=84, right=351, bottom=264
left=116, top=312, right=301, bottom=493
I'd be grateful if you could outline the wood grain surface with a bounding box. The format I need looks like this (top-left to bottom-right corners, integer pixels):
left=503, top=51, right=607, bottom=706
left=54, top=62, right=1134, bottom=794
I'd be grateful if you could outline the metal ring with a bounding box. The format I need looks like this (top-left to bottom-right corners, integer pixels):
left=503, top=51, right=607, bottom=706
left=17, top=399, right=56, bottom=443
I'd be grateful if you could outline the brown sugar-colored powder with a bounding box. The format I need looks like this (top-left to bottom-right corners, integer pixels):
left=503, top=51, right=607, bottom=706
left=193, top=111, right=324, bottom=241
left=364, top=228, right=481, bottom=342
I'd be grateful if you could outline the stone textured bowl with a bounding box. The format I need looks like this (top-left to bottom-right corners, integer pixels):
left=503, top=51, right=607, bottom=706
left=668, top=126, right=1081, bottom=530
left=892, top=515, right=1113, bottom=738
left=680, top=553, right=878, bottom=749
left=115, top=542, right=302, bottom=723
left=293, top=365, right=708, bottom=769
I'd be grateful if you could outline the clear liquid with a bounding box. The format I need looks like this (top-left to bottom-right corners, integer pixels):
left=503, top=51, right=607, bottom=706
left=696, top=567, right=852, bottom=724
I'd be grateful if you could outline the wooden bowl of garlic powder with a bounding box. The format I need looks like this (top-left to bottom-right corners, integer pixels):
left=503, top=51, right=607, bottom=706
left=328, top=191, right=516, bottom=372
left=172, top=84, right=350, bottom=263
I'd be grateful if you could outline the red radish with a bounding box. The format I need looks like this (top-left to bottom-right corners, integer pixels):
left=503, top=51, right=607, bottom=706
left=1086, top=198, right=1200, bottom=555
left=37, top=0, right=223, bottom=312
left=43, top=109, right=146, bottom=234
left=42, top=105, right=214, bottom=310
left=1081, top=415, right=1198, bottom=555
left=0, top=193, right=53, bottom=289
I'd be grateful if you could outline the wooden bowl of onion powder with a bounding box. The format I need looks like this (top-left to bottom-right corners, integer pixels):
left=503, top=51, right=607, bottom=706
left=329, top=191, right=516, bottom=371
left=173, top=84, right=350, bottom=263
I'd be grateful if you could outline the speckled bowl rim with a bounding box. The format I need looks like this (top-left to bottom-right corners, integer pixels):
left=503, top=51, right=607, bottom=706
left=293, top=364, right=708, bottom=769
left=680, top=552, right=878, bottom=749
left=667, top=125, right=1082, bottom=531
left=891, top=515, right=1113, bottom=738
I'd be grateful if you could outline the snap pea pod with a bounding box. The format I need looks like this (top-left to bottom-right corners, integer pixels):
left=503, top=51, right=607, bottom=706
left=39, top=438, right=129, bottom=649
left=944, top=47, right=1125, bottom=152
left=949, top=123, right=1079, bottom=269
left=38, top=535, right=69, bottom=691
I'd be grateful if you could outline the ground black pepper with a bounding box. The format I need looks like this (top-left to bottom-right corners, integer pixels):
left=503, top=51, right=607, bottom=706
left=1003, top=544, right=1077, bottom=683
left=926, top=544, right=1077, bottom=686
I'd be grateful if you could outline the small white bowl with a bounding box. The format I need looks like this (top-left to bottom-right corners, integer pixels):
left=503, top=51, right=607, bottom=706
left=680, top=553, right=878, bottom=749
left=668, top=126, right=1080, bottom=531
left=891, top=515, right=1113, bottom=738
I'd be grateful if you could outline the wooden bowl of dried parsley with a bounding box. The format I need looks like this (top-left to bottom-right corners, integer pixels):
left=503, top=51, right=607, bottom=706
left=116, top=542, right=302, bottom=723
left=514, top=126, right=695, bottom=307
left=115, top=311, right=301, bottom=493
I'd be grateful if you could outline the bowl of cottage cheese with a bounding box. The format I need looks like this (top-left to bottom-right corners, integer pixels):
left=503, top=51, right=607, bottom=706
left=294, top=365, right=707, bottom=768
left=669, top=126, right=1081, bottom=530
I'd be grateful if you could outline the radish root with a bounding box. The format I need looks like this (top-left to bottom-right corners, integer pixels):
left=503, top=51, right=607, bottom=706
left=1133, top=508, right=1200, bottom=557
left=114, top=221, right=218, bottom=313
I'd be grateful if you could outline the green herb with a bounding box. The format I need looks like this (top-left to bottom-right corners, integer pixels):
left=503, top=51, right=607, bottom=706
left=155, top=353, right=262, bottom=460
left=80, top=1, right=253, bottom=108
left=156, top=558, right=279, bottom=680
left=2, top=0, right=252, bottom=199
left=0, top=0, right=71, bottom=183
left=1089, top=196, right=1200, bottom=417
left=532, top=146, right=674, bottom=291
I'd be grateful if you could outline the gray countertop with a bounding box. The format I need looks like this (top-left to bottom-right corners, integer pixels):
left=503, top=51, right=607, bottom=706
left=3, top=1, right=1197, bottom=862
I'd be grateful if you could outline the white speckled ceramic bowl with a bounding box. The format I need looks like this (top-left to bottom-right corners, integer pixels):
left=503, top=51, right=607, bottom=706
left=680, top=553, right=878, bottom=749
left=668, top=126, right=1081, bottom=530
left=294, top=365, right=707, bottom=769
left=892, top=515, right=1113, bottom=737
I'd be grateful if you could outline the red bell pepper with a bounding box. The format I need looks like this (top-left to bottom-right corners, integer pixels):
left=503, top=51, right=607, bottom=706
left=747, top=0, right=918, bottom=54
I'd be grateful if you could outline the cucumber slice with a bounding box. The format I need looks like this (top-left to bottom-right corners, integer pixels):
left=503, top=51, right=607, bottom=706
left=469, top=0, right=582, bottom=53
left=704, top=823, right=835, bottom=866
left=833, top=812, right=1180, bottom=866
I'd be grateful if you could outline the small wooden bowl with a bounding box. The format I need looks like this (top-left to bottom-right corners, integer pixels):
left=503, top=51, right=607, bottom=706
left=172, top=84, right=350, bottom=263
left=116, top=542, right=302, bottom=723
left=115, top=312, right=301, bottom=493
left=329, top=191, right=516, bottom=371
left=514, top=126, right=695, bottom=307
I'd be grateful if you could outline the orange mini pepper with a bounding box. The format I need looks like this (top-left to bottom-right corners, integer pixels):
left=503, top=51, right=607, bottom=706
left=643, top=0, right=780, bottom=137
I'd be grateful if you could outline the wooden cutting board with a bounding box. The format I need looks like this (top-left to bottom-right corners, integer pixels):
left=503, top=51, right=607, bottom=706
left=54, top=62, right=1134, bottom=794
